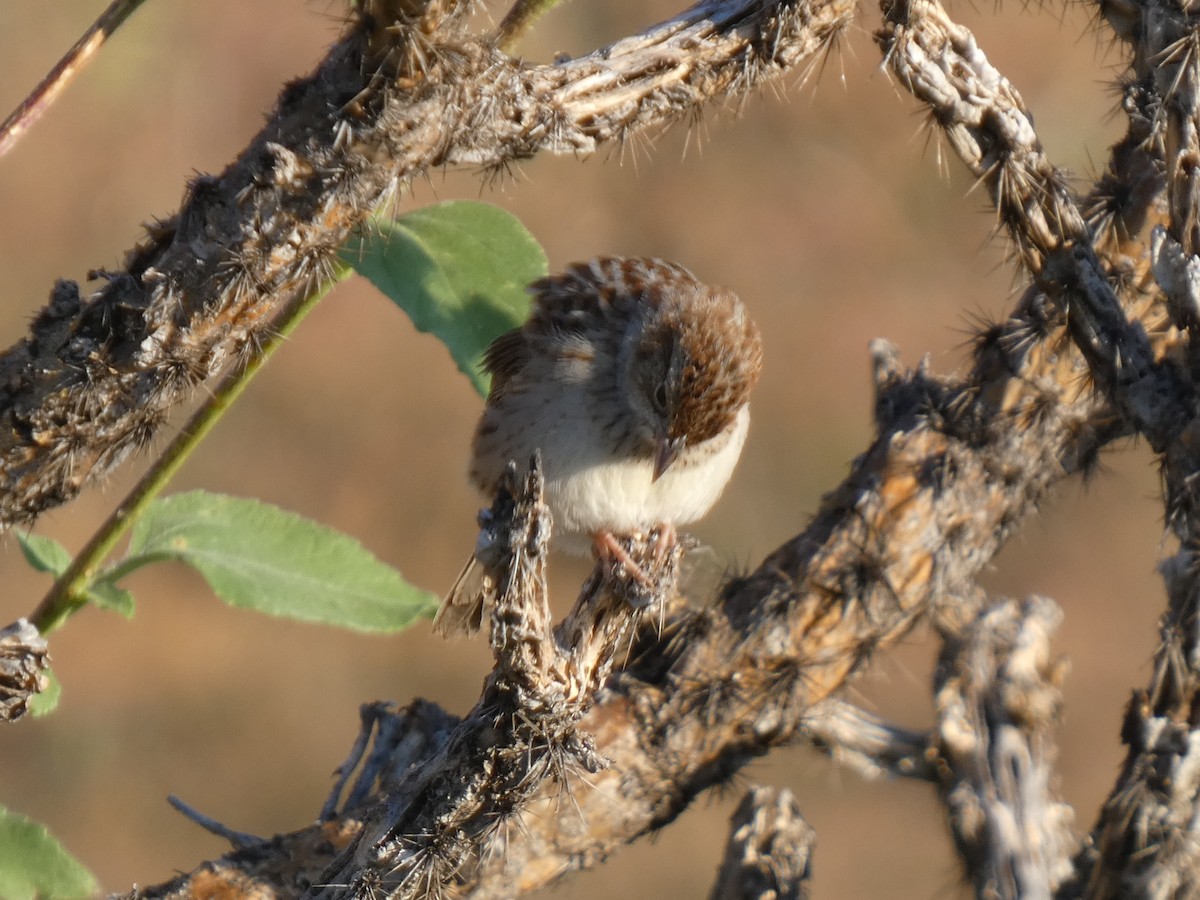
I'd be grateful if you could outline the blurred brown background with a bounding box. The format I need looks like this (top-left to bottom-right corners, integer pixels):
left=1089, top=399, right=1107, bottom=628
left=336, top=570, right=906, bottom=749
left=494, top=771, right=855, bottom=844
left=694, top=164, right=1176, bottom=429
left=0, top=3, right=1164, bottom=897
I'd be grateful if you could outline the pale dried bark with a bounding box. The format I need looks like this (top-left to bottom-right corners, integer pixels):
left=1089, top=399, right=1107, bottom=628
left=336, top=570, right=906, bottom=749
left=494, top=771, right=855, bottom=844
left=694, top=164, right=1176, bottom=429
left=709, top=787, right=814, bottom=900
left=882, top=1, right=1200, bottom=896
left=932, top=595, right=1074, bottom=899
left=13, top=0, right=1200, bottom=897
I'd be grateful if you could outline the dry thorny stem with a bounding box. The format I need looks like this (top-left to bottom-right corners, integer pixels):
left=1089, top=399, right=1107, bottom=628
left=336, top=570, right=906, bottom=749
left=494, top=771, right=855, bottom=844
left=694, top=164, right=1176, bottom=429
left=3, top=0, right=1200, bottom=896
left=709, top=786, right=815, bottom=900
left=882, top=1, right=1200, bottom=896
left=306, top=455, right=674, bottom=897
left=932, top=594, right=1074, bottom=898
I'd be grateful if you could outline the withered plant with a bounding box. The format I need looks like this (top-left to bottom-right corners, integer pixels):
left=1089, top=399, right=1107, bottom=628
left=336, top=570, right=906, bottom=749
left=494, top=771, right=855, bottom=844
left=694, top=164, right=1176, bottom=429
left=3, top=0, right=1199, bottom=898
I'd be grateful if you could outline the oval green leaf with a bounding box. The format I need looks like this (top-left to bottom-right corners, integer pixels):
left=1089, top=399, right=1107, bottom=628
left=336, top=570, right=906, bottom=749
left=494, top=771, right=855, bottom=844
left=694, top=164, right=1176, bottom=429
left=126, top=492, right=439, bottom=632
left=0, top=807, right=97, bottom=900
left=344, top=201, right=546, bottom=396
left=17, top=532, right=70, bottom=577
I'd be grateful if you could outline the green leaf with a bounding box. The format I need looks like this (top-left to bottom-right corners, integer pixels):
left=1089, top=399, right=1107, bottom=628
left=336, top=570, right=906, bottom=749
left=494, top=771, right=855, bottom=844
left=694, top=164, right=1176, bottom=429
left=17, top=533, right=71, bottom=577
left=87, top=580, right=135, bottom=618
left=0, top=807, right=97, bottom=900
left=345, top=200, right=547, bottom=396
left=127, top=492, right=439, bottom=632
left=18, top=532, right=136, bottom=619
left=28, top=669, right=61, bottom=718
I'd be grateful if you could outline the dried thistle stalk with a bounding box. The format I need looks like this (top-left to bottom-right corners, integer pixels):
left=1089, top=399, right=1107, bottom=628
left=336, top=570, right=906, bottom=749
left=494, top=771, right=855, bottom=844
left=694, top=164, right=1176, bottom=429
left=0, top=0, right=855, bottom=529
left=98, top=2, right=1200, bottom=897
left=933, top=595, right=1073, bottom=898
left=314, top=456, right=674, bottom=899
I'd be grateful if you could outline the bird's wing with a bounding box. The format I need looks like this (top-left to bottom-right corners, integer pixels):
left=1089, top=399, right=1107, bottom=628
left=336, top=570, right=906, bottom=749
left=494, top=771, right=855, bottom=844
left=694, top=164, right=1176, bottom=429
left=434, top=554, right=492, bottom=638
left=484, top=258, right=701, bottom=395
left=481, top=328, right=530, bottom=395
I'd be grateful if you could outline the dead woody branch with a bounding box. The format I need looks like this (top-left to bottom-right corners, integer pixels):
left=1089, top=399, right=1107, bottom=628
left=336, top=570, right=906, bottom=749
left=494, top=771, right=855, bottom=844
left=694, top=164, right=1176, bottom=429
left=0, top=0, right=854, bottom=528
left=709, top=787, right=815, bottom=900
left=128, top=40, right=1152, bottom=892
left=884, top=1, right=1200, bottom=896
left=1063, top=5, right=1200, bottom=895
left=311, top=456, right=678, bottom=898
left=932, top=595, right=1074, bottom=898
left=9, top=0, right=1200, bottom=896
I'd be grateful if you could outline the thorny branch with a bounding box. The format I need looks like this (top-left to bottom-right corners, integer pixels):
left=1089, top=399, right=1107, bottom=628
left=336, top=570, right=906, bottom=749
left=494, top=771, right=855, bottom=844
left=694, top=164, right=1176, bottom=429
left=709, top=787, right=815, bottom=900
left=308, top=457, right=681, bottom=898
left=1065, top=4, right=1200, bottom=896
left=880, top=1, right=1200, bottom=897
left=932, top=595, right=1074, bottom=898
left=12, top=0, right=1200, bottom=896
left=0, top=0, right=853, bottom=528
left=881, top=0, right=1189, bottom=451
left=127, top=0, right=1161, bottom=890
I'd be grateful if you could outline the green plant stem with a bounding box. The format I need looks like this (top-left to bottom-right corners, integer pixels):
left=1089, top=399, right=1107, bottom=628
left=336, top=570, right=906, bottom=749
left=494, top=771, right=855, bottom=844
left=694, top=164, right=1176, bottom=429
left=29, top=267, right=349, bottom=634
left=495, top=0, right=574, bottom=51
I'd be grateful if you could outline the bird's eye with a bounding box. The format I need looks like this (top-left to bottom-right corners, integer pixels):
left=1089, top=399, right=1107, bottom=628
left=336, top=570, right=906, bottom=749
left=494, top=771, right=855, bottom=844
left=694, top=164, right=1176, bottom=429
left=652, top=381, right=669, bottom=413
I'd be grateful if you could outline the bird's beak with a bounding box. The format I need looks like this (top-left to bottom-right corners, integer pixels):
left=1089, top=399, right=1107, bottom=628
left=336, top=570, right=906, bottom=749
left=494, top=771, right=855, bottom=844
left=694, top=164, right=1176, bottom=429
left=653, top=435, right=686, bottom=482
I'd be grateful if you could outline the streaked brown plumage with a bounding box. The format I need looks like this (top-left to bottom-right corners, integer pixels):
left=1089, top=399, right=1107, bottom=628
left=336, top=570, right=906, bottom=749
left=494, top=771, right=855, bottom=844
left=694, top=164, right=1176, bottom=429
left=469, top=256, right=762, bottom=551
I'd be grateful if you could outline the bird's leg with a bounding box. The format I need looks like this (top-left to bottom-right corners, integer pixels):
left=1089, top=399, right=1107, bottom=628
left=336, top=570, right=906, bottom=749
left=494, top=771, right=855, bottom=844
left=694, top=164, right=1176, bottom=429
left=591, top=530, right=653, bottom=586
left=592, top=525, right=679, bottom=588
left=651, top=521, right=677, bottom=565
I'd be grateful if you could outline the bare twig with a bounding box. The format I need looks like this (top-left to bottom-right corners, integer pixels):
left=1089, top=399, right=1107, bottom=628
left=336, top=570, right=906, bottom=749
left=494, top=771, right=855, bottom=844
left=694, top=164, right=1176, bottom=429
left=800, top=697, right=935, bottom=782
left=320, top=700, right=462, bottom=823
left=0, top=0, right=150, bottom=161
left=166, top=796, right=267, bottom=851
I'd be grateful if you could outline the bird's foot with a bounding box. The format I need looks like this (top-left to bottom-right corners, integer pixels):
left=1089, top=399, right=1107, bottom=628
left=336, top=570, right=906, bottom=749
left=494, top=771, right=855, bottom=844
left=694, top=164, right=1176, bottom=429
left=592, top=530, right=653, bottom=586
left=651, top=522, right=677, bottom=568
left=591, top=526, right=681, bottom=611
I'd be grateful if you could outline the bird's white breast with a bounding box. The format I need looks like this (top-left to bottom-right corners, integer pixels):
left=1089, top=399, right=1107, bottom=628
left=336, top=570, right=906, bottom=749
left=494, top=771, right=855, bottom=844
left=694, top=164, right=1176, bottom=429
left=539, top=403, right=750, bottom=550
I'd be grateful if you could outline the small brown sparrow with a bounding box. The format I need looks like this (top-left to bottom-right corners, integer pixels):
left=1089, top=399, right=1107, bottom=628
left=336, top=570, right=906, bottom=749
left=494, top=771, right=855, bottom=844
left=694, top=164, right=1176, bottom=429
left=468, top=256, right=763, bottom=561
left=437, top=257, right=762, bottom=635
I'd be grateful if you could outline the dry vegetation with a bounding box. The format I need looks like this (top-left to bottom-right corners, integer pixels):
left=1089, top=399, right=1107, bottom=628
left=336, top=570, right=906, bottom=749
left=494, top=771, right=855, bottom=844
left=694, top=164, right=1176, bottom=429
left=3, top=0, right=1197, bottom=897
